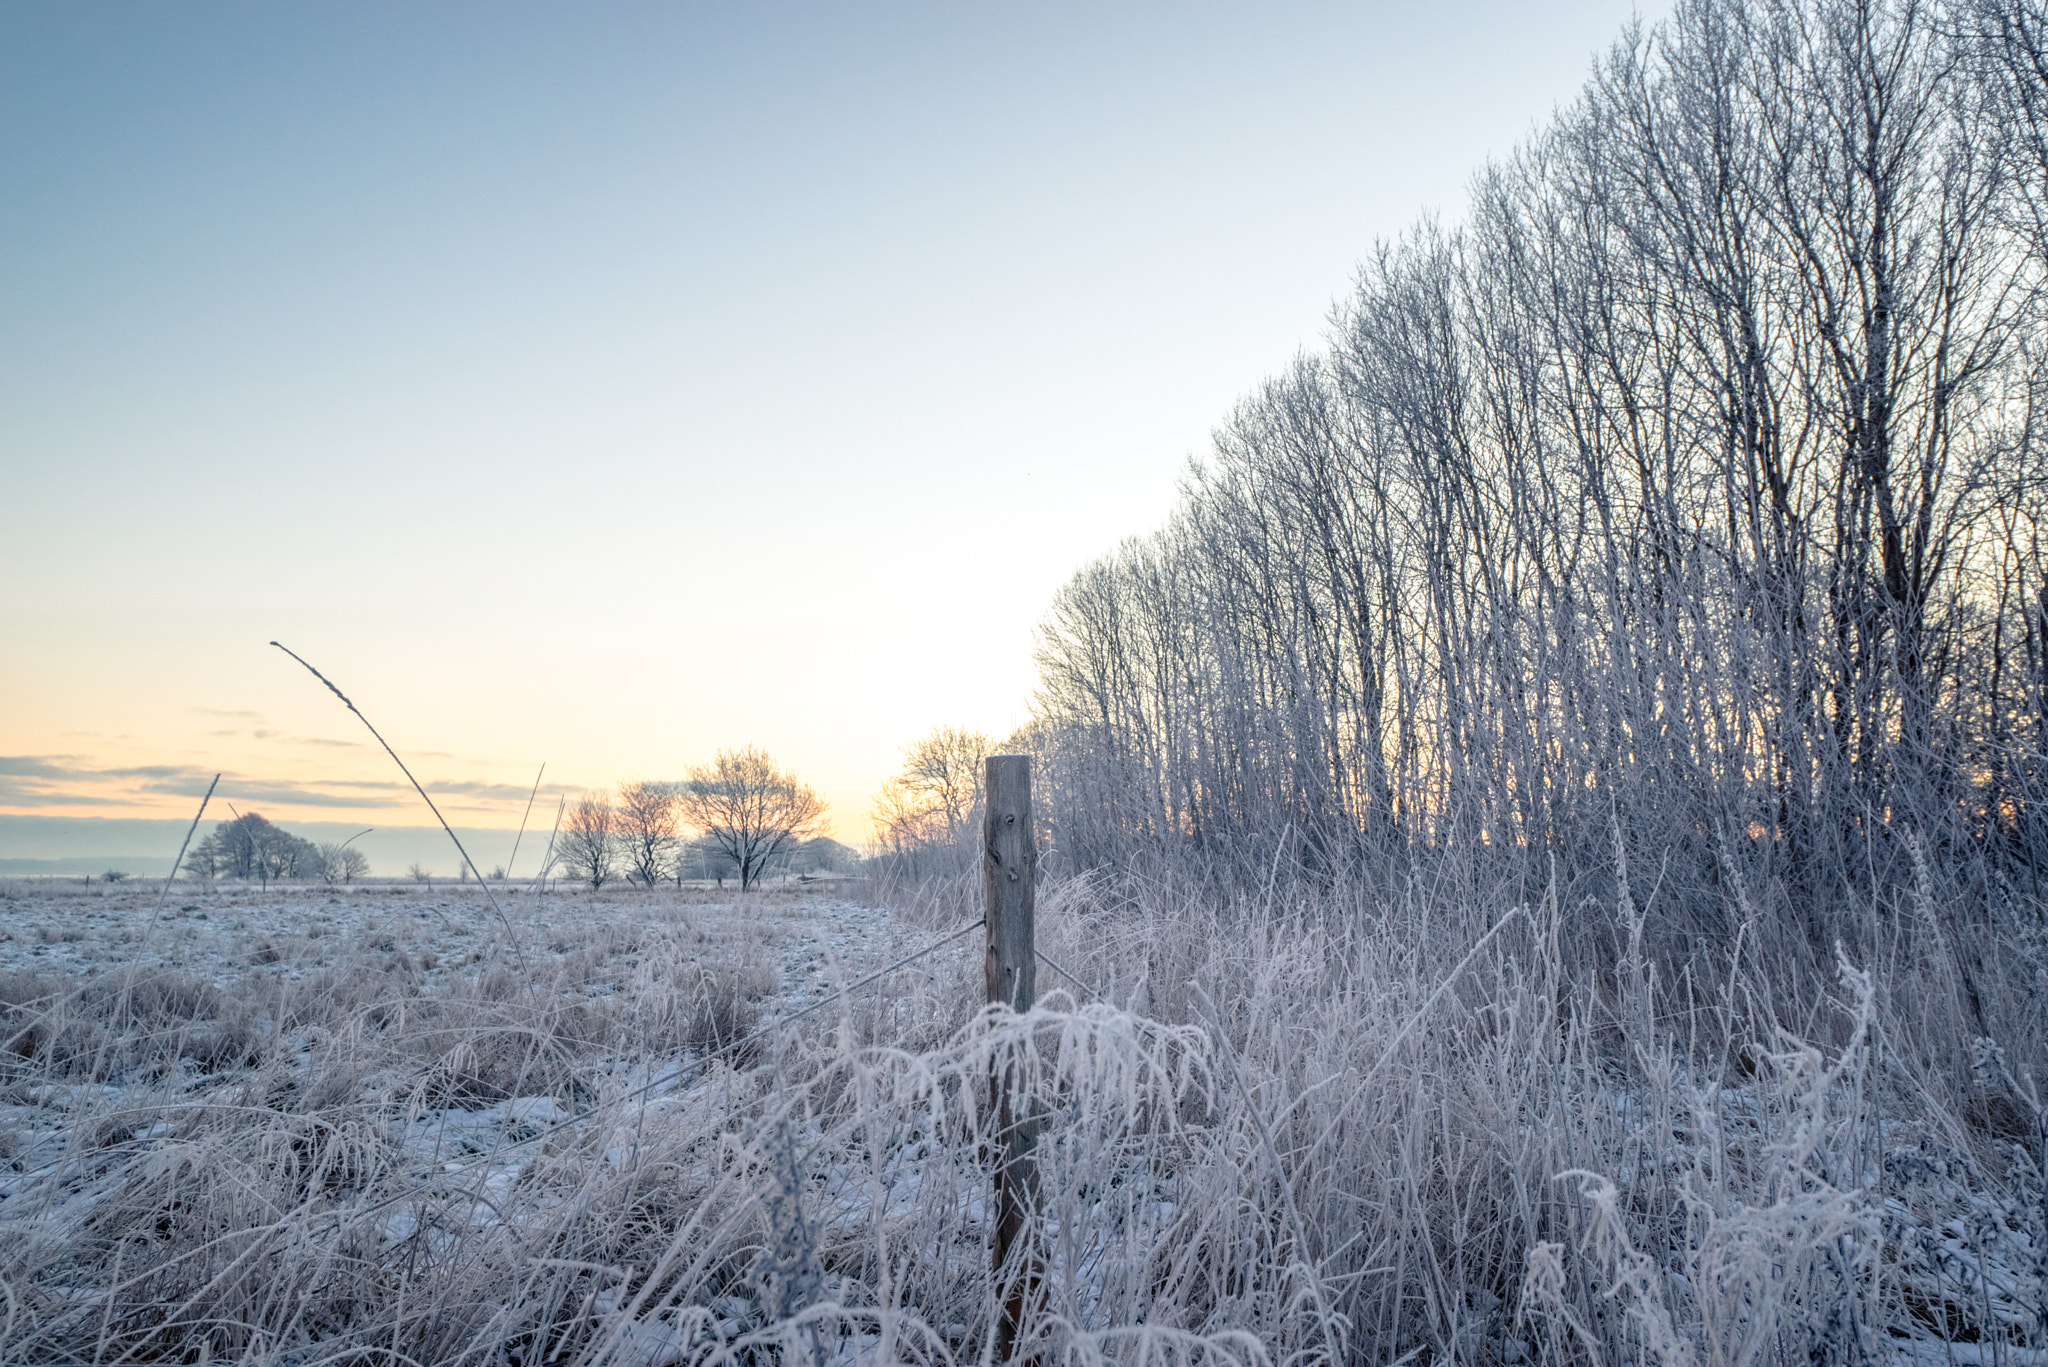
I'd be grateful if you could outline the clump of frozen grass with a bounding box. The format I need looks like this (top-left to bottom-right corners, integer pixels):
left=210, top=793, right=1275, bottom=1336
left=1521, top=952, right=1885, bottom=1366
left=1025, top=866, right=2048, bottom=1365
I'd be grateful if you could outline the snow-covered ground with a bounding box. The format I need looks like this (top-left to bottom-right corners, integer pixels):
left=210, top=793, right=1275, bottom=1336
left=0, top=877, right=937, bottom=1008
left=0, top=876, right=985, bottom=1168
left=0, top=876, right=1028, bottom=1363
left=0, top=878, right=985, bottom=1254
left=5, top=877, right=2042, bottom=1366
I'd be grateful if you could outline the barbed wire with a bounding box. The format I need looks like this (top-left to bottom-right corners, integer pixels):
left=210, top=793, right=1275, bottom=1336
left=1033, top=947, right=1099, bottom=999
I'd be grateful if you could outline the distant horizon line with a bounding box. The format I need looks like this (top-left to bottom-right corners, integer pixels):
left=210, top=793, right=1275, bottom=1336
left=0, top=812, right=536, bottom=832
left=0, top=813, right=877, bottom=874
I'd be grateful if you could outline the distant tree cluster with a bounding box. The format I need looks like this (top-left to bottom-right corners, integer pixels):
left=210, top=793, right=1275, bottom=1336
left=552, top=747, right=843, bottom=891
left=1030, top=0, right=2048, bottom=946
left=186, top=814, right=363, bottom=884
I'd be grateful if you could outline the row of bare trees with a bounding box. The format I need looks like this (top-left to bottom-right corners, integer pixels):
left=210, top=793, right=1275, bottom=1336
left=552, top=747, right=832, bottom=891
left=1030, top=0, right=2048, bottom=954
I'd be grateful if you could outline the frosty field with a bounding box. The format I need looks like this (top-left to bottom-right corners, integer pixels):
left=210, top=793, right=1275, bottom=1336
left=0, top=877, right=972, bottom=1192
left=0, top=869, right=2042, bottom=1365
left=0, top=878, right=938, bottom=1023
left=10, top=0, right=2048, bottom=1357
left=0, top=877, right=1011, bottom=1364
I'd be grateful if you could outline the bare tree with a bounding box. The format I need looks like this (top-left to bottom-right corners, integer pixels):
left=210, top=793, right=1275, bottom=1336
left=900, top=726, right=991, bottom=844
left=314, top=842, right=370, bottom=883
left=1968, top=0, right=2048, bottom=263
left=871, top=775, right=947, bottom=863
left=558, top=790, right=620, bottom=889
left=871, top=726, right=992, bottom=876
left=191, top=813, right=322, bottom=887
left=678, top=747, right=827, bottom=892
left=616, top=779, right=680, bottom=886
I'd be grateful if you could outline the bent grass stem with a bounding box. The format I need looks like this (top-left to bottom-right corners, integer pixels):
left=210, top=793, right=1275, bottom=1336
left=271, top=640, right=529, bottom=975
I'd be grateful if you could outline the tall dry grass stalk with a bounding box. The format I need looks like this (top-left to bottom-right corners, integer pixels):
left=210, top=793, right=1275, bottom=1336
left=272, top=641, right=529, bottom=973
left=148, top=773, right=218, bottom=924
left=507, top=762, right=547, bottom=881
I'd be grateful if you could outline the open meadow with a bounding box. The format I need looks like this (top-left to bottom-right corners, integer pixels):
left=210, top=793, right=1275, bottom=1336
left=1, top=866, right=2044, bottom=1365
left=0, top=877, right=996, bottom=1364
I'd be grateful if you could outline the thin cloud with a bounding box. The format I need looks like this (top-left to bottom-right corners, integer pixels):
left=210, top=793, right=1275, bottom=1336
left=102, top=763, right=221, bottom=783
left=0, top=756, right=89, bottom=779
left=210, top=731, right=367, bottom=750
left=197, top=780, right=391, bottom=809
left=293, top=778, right=411, bottom=792
left=0, top=777, right=126, bottom=807
left=0, top=756, right=214, bottom=808
left=238, top=776, right=553, bottom=804
left=0, top=751, right=549, bottom=816
left=416, top=779, right=560, bottom=802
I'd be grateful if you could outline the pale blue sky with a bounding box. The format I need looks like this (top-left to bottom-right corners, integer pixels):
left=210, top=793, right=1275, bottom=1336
left=2, top=1, right=1652, bottom=847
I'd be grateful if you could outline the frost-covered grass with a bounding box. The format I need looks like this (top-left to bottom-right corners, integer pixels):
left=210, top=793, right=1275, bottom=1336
left=0, top=872, right=2039, bottom=1365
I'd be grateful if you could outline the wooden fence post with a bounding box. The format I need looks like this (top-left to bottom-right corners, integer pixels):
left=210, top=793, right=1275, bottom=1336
left=984, top=754, right=1040, bottom=1359
left=985, top=754, right=1036, bottom=1014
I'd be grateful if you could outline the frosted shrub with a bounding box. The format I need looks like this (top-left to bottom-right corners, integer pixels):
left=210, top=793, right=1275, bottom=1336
left=1523, top=957, right=1883, bottom=1365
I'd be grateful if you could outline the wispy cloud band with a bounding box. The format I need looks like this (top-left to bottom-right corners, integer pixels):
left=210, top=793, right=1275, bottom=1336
left=0, top=756, right=562, bottom=814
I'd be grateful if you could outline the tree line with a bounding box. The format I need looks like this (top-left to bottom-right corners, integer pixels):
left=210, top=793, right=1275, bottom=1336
left=175, top=748, right=856, bottom=892
left=553, top=746, right=851, bottom=891
left=1026, top=0, right=2048, bottom=961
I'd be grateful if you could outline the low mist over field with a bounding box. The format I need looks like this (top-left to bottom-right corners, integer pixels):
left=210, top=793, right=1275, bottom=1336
left=10, top=0, right=2048, bottom=1363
